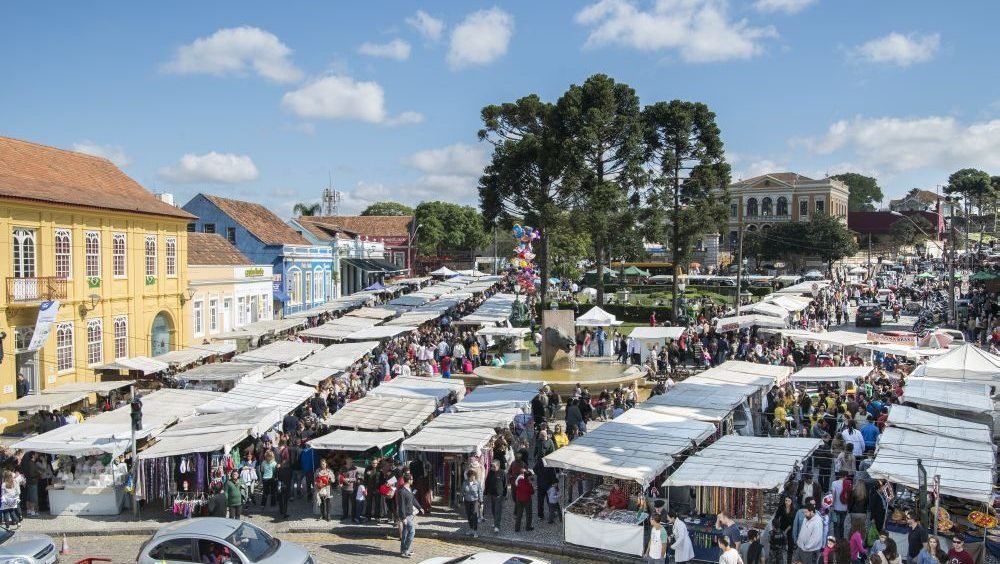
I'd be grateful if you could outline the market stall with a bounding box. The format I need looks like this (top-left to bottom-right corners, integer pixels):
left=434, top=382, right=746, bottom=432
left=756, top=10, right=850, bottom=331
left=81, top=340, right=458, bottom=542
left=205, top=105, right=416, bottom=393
left=544, top=408, right=715, bottom=557
left=575, top=306, right=623, bottom=327
left=309, top=429, right=404, bottom=452
left=367, top=375, right=466, bottom=404
left=193, top=381, right=314, bottom=415
left=742, top=302, right=792, bottom=319
left=641, top=381, right=760, bottom=436
left=629, top=327, right=687, bottom=364
left=909, top=344, right=1000, bottom=387
left=154, top=343, right=237, bottom=372
left=900, top=378, right=995, bottom=433
left=715, top=314, right=787, bottom=332
left=663, top=436, right=822, bottom=562
left=211, top=318, right=306, bottom=349
left=232, top=340, right=325, bottom=366
left=790, top=366, right=874, bottom=384
left=324, top=396, right=437, bottom=435
left=684, top=363, right=790, bottom=431
left=342, top=326, right=417, bottom=342
left=172, top=361, right=276, bottom=391
left=453, top=381, right=544, bottom=411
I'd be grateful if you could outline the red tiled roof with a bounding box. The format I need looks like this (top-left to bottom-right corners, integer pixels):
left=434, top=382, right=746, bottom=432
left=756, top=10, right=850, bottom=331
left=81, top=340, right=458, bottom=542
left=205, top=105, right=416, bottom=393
left=202, top=194, right=310, bottom=246
left=305, top=215, right=413, bottom=239
left=187, top=232, right=252, bottom=266
left=734, top=172, right=815, bottom=186
left=848, top=211, right=941, bottom=235
left=294, top=217, right=358, bottom=241
left=0, top=135, right=195, bottom=219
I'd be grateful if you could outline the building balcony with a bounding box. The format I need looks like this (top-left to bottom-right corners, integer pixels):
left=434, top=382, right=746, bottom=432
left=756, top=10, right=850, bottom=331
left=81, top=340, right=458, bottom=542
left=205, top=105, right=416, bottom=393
left=6, top=277, right=68, bottom=304
left=738, top=214, right=793, bottom=222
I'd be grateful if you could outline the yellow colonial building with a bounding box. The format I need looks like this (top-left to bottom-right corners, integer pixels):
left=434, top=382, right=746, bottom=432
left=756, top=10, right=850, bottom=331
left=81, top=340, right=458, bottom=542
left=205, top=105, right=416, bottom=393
left=0, top=136, right=194, bottom=427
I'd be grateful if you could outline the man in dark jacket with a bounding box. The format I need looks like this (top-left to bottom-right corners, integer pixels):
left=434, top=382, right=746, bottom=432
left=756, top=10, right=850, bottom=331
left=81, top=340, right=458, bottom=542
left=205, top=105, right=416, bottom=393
left=275, top=459, right=293, bottom=519
left=530, top=391, right=547, bottom=428
left=484, top=460, right=507, bottom=534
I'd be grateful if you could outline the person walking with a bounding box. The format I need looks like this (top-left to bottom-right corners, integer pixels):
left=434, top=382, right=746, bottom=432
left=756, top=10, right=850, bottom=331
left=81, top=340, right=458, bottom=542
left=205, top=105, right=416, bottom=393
left=314, top=459, right=335, bottom=521
left=646, top=514, right=668, bottom=564
left=484, top=461, right=507, bottom=534
left=260, top=450, right=277, bottom=508
left=795, top=505, right=824, bottom=564
left=667, top=511, right=695, bottom=564
left=339, top=458, right=358, bottom=521
left=460, top=470, right=483, bottom=537
left=905, top=512, right=929, bottom=564
left=224, top=470, right=243, bottom=520
left=513, top=468, right=534, bottom=532
left=397, top=475, right=418, bottom=558
left=275, top=459, right=292, bottom=519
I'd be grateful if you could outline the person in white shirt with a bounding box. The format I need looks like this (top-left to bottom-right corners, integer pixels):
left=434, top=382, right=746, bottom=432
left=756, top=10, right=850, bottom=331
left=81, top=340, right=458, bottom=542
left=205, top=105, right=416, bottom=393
left=667, top=511, right=695, bottom=563
left=718, top=536, right=742, bottom=564
left=794, top=505, right=824, bottom=564
left=841, top=421, right=865, bottom=458
left=647, top=514, right=668, bottom=564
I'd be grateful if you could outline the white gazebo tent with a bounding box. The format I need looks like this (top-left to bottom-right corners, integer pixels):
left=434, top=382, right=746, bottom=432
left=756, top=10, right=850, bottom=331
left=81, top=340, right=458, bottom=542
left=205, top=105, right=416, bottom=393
left=194, top=382, right=314, bottom=415
left=912, top=344, right=1000, bottom=386
left=545, top=408, right=715, bottom=557
left=232, top=341, right=325, bottom=366
left=453, top=382, right=544, bottom=411
left=743, top=302, right=791, bottom=318
left=429, top=266, right=458, bottom=277
left=629, top=326, right=687, bottom=363
left=575, top=306, right=623, bottom=327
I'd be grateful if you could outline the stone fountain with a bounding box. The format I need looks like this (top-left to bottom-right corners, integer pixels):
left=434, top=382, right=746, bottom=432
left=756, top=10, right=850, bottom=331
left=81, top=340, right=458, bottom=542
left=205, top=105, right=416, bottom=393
left=474, top=309, right=642, bottom=392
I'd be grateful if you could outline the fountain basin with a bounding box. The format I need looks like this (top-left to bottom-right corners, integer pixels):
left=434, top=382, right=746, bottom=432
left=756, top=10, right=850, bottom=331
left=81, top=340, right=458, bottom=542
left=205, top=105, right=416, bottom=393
left=474, top=358, right=643, bottom=393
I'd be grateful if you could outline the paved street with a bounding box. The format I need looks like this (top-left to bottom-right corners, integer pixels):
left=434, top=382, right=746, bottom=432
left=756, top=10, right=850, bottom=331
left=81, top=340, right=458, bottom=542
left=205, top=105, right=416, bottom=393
left=59, top=531, right=602, bottom=564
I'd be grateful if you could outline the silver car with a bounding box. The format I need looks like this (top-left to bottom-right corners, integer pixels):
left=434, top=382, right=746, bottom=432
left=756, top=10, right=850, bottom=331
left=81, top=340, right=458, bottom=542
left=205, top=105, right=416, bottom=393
left=136, top=518, right=312, bottom=564
left=0, top=528, right=58, bottom=564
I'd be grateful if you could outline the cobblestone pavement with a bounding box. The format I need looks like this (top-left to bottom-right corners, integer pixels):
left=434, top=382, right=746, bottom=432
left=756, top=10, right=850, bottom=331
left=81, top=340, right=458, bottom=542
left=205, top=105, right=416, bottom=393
left=57, top=531, right=605, bottom=563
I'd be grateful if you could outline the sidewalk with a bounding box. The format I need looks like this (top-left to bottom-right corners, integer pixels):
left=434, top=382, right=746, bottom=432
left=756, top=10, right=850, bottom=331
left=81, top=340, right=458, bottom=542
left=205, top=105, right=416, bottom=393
left=19, top=495, right=642, bottom=563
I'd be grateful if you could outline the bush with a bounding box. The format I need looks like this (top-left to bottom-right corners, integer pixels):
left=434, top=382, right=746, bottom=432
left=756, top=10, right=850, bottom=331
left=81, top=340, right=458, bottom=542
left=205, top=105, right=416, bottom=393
left=750, top=287, right=773, bottom=298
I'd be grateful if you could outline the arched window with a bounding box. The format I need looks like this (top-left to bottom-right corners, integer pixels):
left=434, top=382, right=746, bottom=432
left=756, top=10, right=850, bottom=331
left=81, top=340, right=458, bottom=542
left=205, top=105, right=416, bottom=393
left=762, top=197, right=773, bottom=216
left=746, top=198, right=758, bottom=216
left=777, top=197, right=788, bottom=216
left=85, top=231, right=100, bottom=278
left=145, top=235, right=157, bottom=276
left=314, top=267, right=325, bottom=303
left=114, top=316, right=128, bottom=360
left=55, top=229, right=71, bottom=278
left=87, top=319, right=103, bottom=365
left=56, top=322, right=74, bottom=372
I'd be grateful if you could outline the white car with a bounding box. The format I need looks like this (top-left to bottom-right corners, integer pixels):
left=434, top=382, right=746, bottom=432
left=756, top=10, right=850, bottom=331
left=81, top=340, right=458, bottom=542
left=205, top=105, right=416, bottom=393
left=420, top=552, right=551, bottom=564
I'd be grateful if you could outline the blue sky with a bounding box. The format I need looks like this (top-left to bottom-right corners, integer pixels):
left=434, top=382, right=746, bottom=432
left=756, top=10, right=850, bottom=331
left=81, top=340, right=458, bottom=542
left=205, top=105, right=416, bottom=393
left=2, top=0, right=998, bottom=216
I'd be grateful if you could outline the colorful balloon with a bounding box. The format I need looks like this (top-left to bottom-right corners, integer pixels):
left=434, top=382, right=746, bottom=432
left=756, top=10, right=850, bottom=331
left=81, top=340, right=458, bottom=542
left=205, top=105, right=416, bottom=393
left=512, top=225, right=524, bottom=239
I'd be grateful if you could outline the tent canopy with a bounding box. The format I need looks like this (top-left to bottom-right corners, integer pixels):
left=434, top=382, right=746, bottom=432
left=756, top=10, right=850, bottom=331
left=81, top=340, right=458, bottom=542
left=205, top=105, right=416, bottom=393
left=543, top=409, right=714, bottom=484
left=455, top=382, right=545, bottom=412
left=475, top=327, right=530, bottom=339
left=177, top=362, right=272, bottom=383
left=887, top=405, right=993, bottom=446
left=0, top=391, right=90, bottom=413
left=901, top=378, right=994, bottom=415
left=368, top=376, right=466, bottom=403
left=138, top=407, right=280, bottom=459
left=791, top=366, right=874, bottom=383
left=623, top=265, right=650, bottom=277
left=763, top=295, right=812, bottom=312
left=868, top=427, right=994, bottom=503
left=640, top=382, right=757, bottom=422
left=324, top=396, right=436, bottom=435
left=429, top=266, right=458, bottom=277
left=343, top=326, right=417, bottom=342
left=688, top=362, right=790, bottom=391
left=664, top=436, right=821, bottom=489
left=95, top=356, right=168, bottom=375
left=715, top=314, right=786, bottom=332
left=401, top=409, right=518, bottom=453
left=743, top=302, right=792, bottom=318
left=233, top=341, right=325, bottom=365
left=155, top=343, right=236, bottom=368
left=770, top=329, right=868, bottom=348
left=575, top=306, right=622, bottom=327
left=629, top=327, right=686, bottom=341
left=194, top=382, right=313, bottom=415
left=40, top=381, right=134, bottom=396
left=309, top=429, right=404, bottom=452
left=917, top=344, right=1000, bottom=385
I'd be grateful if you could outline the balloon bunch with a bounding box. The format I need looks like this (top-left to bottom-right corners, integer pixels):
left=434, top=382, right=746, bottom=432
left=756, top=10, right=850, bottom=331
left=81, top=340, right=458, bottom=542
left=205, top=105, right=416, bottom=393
left=511, top=224, right=541, bottom=294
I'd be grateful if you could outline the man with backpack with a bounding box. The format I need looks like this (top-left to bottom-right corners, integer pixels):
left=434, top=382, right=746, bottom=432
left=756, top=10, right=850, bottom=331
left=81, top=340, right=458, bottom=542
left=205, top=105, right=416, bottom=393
left=830, top=470, right=851, bottom=539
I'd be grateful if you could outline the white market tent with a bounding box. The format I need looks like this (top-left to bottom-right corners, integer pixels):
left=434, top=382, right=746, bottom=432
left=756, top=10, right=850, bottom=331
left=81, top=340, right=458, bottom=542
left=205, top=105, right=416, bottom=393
left=543, top=409, right=715, bottom=484
left=387, top=295, right=431, bottom=308
left=343, top=326, right=417, bottom=342
left=315, top=316, right=378, bottom=329
left=887, top=405, right=993, bottom=446
left=763, top=295, right=812, bottom=312
left=867, top=427, right=994, bottom=503
left=384, top=313, right=442, bottom=327
left=0, top=391, right=91, bottom=413
left=176, top=362, right=274, bottom=385
left=688, top=363, right=790, bottom=391
left=155, top=343, right=237, bottom=368
left=743, top=302, right=791, bottom=318
left=401, top=409, right=519, bottom=453
left=575, top=306, right=622, bottom=327
left=776, top=280, right=830, bottom=296
left=309, top=430, right=404, bottom=452
left=307, top=342, right=381, bottom=371
left=628, top=327, right=686, bottom=341
left=429, top=266, right=458, bottom=277
left=194, top=382, right=314, bottom=415
left=715, top=314, right=786, bottom=332
left=460, top=293, right=518, bottom=324
left=266, top=364, right=338, bottom=386
left=641, top=382, right=757, bottom=422
left=345, top=307, right=398, bottom=321
left=901, top=378, right=993, bottom=415
left=770, top=329, right=868, bottom=348
left=475, top=327, right=530, bottom=339
left=324, top=396, right=436, bottom=435
left=455, top=269, right=489, bottom=278
left=95, top=356, right=169, bottom=375
left=11, top=389, right=223, bottom=456
left=39, top=381, right=134, bottom=396
left=721, top=361, right=793, bottom=383
left=664, top=436, right=821, bottom=489
left=913, top=344, right=1000, bottom=385
left=454, top=382, right=545, bottom=411
left=299, top=324, right=361, bottom=341
left=212, top=318, right=305, bottom=340
left=138, top=407, right=280, bottom=459
left=368, top=375, right=466, bottom=403
left=791, top=366, right=874, bottom=383
left=233, top=341, right=325, bottom=365
left=855, top=343, right=949, bottom=358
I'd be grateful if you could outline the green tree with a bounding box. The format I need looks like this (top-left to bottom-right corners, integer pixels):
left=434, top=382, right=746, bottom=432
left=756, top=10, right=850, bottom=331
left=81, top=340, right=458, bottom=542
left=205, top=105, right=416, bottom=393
left=945, top=168, right=993, bottom=239
left=642, top=100, right=730, bottom=312
left=548, top=211, right=591, bottom=281
left=889, top=214, right=934, bottom=247
left=555, top=74, right=645, bottom=305
left=479, top=94, right=572, bottom=304
left=360, top=202, right=414, bottom=216
left=414, top=201, right=489, bottom=256
left=806, top=213, right=859, bottom=274
left=832, top=173, right=883, bottom=211
left=292, top=202, right=321, bottom=216
left=761, top=222, right=811, bottom=272
left=742, top=230, right=767, bottom=271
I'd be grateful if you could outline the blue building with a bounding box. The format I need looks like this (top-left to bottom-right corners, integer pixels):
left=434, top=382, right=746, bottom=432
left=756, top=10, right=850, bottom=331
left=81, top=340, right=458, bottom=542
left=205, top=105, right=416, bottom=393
left=182, top=194, right=335, bottom=317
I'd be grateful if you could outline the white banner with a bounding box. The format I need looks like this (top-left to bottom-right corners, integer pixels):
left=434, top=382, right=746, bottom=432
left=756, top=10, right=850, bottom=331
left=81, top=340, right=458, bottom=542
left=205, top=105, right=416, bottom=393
left=26, top=300, right=59, bottom=352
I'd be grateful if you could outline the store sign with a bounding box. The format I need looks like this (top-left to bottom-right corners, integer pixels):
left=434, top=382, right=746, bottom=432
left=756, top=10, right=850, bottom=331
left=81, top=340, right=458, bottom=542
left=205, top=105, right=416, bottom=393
left=866, top=331, right=917, bottom=346
left=244, top=267, right=265, bottom=278
left=26, top=300, right=59, bottom=352
left=272, top=274, right=282, bottom=292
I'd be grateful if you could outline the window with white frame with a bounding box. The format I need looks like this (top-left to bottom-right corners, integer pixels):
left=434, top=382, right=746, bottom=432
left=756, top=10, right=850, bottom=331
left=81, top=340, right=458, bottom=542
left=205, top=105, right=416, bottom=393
left=12, top=228, right=36, bottom=279
left=87, top=319, right=103, bottom=365
left=304, top=270, right=313, bottom=306
left=287, top=270, right=300, bottom=305
left=56, top=322, right=74, bottom=372
left=260, top=294, right=269, bottom=319
left=314, top=268, right=324, bottom=303
left=114, top=316, right=128, bottom=359
left=223, top=298, right=232, bottom=331
left=55, top=229, right=71, bottom=278
left=145, top=235, right=157, bottom=276
left=237, top=296, right=246, bottom=326
left=193, top=301, right=204, bottom=336
left=209, top=298, right=218, bottom=333
left=165, top=237, right=177, bottom=277
left=85, top=231, right=101, bottom=278
left=113, top=233, right=126, bottom=277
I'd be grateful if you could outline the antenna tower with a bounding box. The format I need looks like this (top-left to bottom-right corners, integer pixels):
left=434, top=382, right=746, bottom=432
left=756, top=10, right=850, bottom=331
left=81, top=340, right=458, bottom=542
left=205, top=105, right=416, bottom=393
left=322, top=183, right=341, bottom=216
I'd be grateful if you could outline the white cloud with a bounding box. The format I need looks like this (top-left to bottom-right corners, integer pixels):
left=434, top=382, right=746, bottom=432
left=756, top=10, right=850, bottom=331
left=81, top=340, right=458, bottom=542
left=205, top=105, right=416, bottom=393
left=853, top=32, right=940, bottom=67
left=162, top=26, right=303, bottom=83
left=358, top=39, right=411, bottom=61
left=404, top=143, right=488, bottom=176
left=805, top=115, right=1000, bottom=172
left=575, top=0, right=777, bottom=63
left=157, top=152, right=259, bottom=184
left=71, top=141, right=131, bottom=167
left=447, top=8, right=514, bottom=69
left=752, top=0, right=816, bottom=14
left=281, top=75, right=423, bottom=125
left=406, top=10, right=445, bottom=41
left=735, top=159, right=786, bottom=181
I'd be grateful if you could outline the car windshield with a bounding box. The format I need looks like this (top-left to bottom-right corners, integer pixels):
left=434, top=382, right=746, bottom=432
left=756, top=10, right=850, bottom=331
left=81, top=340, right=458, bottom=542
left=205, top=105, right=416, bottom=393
left=226, top=523, right=278, bottom=561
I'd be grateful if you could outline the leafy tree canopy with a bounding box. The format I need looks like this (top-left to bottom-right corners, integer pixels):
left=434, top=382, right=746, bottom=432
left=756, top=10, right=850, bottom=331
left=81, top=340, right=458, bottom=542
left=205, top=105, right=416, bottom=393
left=414, top=201, right=489, bottom=256
left=832, top=173, right=883, bottom=211
left=361, top=202, right=414, bottom=216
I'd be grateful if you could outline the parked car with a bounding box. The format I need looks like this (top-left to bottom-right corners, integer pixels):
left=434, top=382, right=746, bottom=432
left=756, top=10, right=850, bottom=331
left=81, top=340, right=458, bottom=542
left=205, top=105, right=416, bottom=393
left=136, top=518, right=313, bottom=564
left=421, top=553, right=551, bottom=564
left=0, top=528, right=58, bottom=564
left=856, top=302, right=884, bottom=327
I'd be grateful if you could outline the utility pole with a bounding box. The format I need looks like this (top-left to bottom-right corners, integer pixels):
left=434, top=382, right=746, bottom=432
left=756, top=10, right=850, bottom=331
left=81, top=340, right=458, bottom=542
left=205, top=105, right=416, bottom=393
left=949, top=204, right=957, bottom=326
left=735, top=221, right=745, bottom=316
